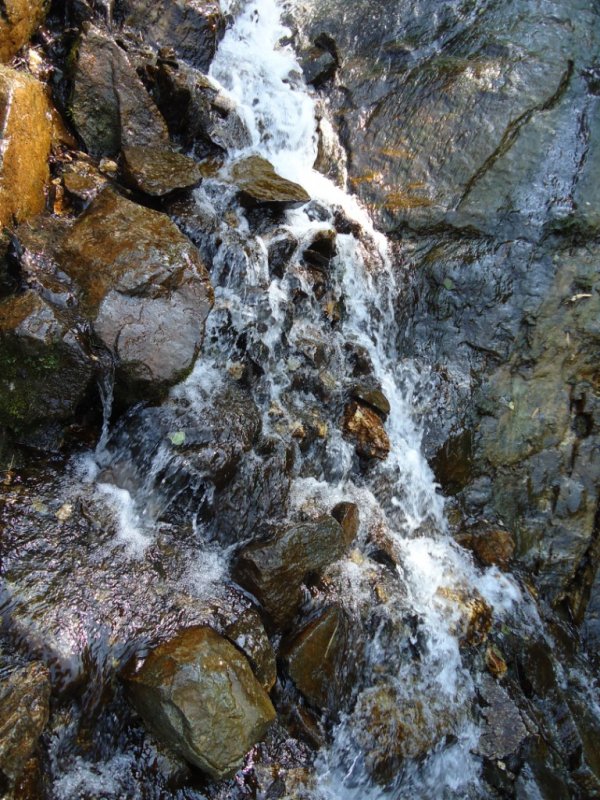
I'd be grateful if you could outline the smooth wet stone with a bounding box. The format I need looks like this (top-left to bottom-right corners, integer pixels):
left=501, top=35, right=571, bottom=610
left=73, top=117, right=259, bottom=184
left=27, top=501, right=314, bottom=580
left=282, top=605, right=352, bottom=710
left=69, top=25, right=169, bottom=158
left=231, top=156, right=310, bottom=207
left=234, top=515, right=348, bottom=630
left=0, top=662, right=50, bottom=784
left=0, top=0, right=48, bottom=63
left=430, top=428, right=474, bottom=496
left=343, top=401, right=390, bottom=460
left=0, top=66, right=52, bottom=227
left=125, top=626, right=276, bottom=780
left=350, top=385, right=390, bottom=418
left=59, top=188, right=213, bottom=403
left=331, top=501, right=360, bottom=547
left=0, top=291, right=93, bottom=429
left=121, top=146, right=206, bottom=196
left=119, top=0, right=225, bottom=72
left=456, top=528, right=515, bottom=570
left=224, top=607, right=277, bottom=692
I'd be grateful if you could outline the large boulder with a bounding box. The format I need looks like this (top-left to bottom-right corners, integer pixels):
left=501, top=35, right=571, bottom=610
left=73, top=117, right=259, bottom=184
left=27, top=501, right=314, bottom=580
left=234, top=515, right=349, bottom=630
left=0, top=662, right=50, bottom=785
left=69, top=24, right=169, bottom=157
left=0, top=0, right=48, bottom=63
left=231, top=156, right=311, bottom=207
left=125, top=626, right=276, bottom=780
left=0, top=66, right=52, bottom=227
left=117, top=0, right=225, bottom=72
left=0, top=290, right=94, bottom=429
left=59, top=188, right=213, bottom=402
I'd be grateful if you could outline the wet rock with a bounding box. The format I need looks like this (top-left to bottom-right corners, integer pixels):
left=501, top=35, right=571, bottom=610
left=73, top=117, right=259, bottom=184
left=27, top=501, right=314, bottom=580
left=331, top=501, right=360, bottom=547
left=350, top=385, right=390, bottom=419
left=69, top=24, right=169, bottom=158
left=149, top=60, right=251, bottom=154
left=300, top=42, right=337, bottom=88
left=224, top=607, right=277, bottom=692
left=436, top=586, right=492, bottom=646
left=485, top=645, right=508, bottom=679
left=0, top=290, right=93, bottom=430
left=59, top=188, right=213, bottom=402
left=61, top=158, right=109, bottom=206
left=282, top=605, right=354, bottom=711
left=121, top=145, right=206, bottom=196
left=456, top=528, right=515, bottom=570
left=118, top=0, right=225, bottom=73
left=268, top=231, right=298, bottom=279
left=0, top=66, right=52, bottom=228
left=476, top=675, right=528, bottom=760
left=430, top=429, right=473, bottom=495
left=302, top=228, right=337, bottom=269
left=0, top=0, right=48, bottom=63
left=0, top=662, right=50, bottom=784
left=343, top=401, right=390, bottom=460
left=234, top=515, right=349, bottom=630
left=231, top=156, right=310, bottom=207
left=126, top=626, right=276, bottom=780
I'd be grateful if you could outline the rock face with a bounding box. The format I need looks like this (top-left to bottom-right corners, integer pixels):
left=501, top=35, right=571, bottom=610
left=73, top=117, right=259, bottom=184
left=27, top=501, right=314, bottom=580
left=234, top=516, right=348, bottom=629
left=118, top=0, right=225, bottom=72
left=0, top=0, right=48, bottom=63
left=0, top=66, right=52, bottom=227
left=0, top=662, right=50, bottom=784
left=0, top=290, right=93, bottom=429
left=282, top=605, right=353, bottom=711
left=121, top=146, right=206, bottom=196
left=69, top=25, right=169, bottom=157
left=231, top=156, right=310, bottom=207
left=125, top=626, right=276, bottom=780
left=343, top=401, right=390, bottom=460
left=59, top=188, right=213, bottom=402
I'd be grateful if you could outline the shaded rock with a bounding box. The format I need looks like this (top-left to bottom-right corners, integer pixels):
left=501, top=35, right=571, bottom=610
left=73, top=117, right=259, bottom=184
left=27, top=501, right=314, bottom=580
left=118, top=0, right=225, bottom=73
left=231, top=156, right=310, bottom=207
left=302, top=228, right=336, bottom=270
left=0, top=0, right=48, bottom=63
left=125, top=626, right=276, bottom=780
left=0, top=662, right=50, bottom=784
left=300, top=44, right=337, bottom=88
left=456, top=528, right=516, bottom=570
left=431, top=429, right=473, bottom=495
left=69, top=24, right=169, bottom=158
left=476, top=675, right=528, bottom=760
left=268, top=231, right=298, bottom=279
left=282, top=605, right=353, bottom=711
left=121, top=145, right=206, bottom=196
left=350, top=385, right=390, bottom=419
left=234, top=515, right=348, bottom=630
left=59, top=188, right=213, bottom=402
left=0, top=290, right=93, bottom=429
left=224, top=607, right=277, bottom=692
left=331, top=501, right=360, bottom=547
left=149, top=60, right=251, bottom=154
left=0, top=66, right=52, bottom=227
left=343, top=401, right=390, bottom=460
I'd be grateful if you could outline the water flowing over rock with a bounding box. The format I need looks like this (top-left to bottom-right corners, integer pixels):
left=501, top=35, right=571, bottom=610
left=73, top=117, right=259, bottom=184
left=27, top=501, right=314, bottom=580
left=125, top=626, right=276, bottom=779
left=0, top=66, right=52, bottom=227
left=59, top=187, right=214, bottom=402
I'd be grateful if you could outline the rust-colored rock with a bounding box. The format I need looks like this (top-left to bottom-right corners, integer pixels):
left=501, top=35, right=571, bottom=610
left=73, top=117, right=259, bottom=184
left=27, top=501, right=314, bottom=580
left=343, top=401, right=390, bottom=460
left=456, top=529, right=516, bottom=571
left=436, top=586, right=493, bottom=646
left=0, top=66, right=52, bottom=227
left=0, top=0, right=48, bottom=63
left=331, top=501, right=360, bottom=547
left=121, top=145, right=206, bottom=196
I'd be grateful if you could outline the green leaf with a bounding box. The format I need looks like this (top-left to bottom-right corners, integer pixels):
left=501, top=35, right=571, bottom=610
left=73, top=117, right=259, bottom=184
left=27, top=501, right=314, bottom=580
left=443, top=277, right=454, bottom=291
left=168, top=431, right=186, bottom=446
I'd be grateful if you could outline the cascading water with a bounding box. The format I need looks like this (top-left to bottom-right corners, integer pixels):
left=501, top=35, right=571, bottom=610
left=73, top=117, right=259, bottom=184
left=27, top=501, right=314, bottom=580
left=1, top=1, right=571, bottom=798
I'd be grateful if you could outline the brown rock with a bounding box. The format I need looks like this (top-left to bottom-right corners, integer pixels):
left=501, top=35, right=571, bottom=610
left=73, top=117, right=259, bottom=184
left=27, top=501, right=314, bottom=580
left=436, top=586, right=493, bottom=646
left=234, top=515, right=348, bottom=630
left=331, top=501, right=360, bottom=547
left=59, top=188, right=213, bottom=402
left=350, top=385, right=391, bottom=418
left=0, top=66, right=52, bottom=227
left=126, top=626, right=276, bottom=780
left=485, top=645, right=508, bottom=679
left=456, top=529, right=516, bottom=570
left=121, top=145, right=206, bottom=196
left=0, top=0, right=48, bottom=63
left=343, top=401, right=390, bottom=460
left=231, top=156, right=310, bottom=207
left=62, top=160, right=108, bottom=205
left=282, top=605, right=353, bottom=710
left=0, top=663, right=50, bottom=784
left=224, top=607, right=277, bottom=692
